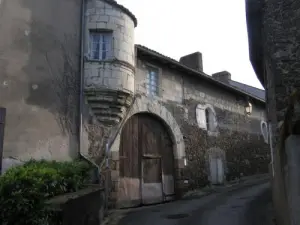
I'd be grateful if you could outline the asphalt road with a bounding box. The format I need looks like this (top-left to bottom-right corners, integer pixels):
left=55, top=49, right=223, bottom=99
left=116, top=182, right=272, bottom=225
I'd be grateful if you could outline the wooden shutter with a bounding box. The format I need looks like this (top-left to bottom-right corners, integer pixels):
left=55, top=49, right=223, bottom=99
left=212, top=111, right=218, bottom=131
left=196, top=105, right=207, bottom=130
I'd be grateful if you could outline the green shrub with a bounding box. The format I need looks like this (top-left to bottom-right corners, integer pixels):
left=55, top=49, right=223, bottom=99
left=0, top=159, right=93, bottom=225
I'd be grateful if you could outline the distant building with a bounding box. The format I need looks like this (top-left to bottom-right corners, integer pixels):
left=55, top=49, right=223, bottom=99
left=0, top=0, right=269, bottom=208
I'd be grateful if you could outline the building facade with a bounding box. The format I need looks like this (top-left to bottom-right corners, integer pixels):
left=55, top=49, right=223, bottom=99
left=1, top=0, right=269, bottom=208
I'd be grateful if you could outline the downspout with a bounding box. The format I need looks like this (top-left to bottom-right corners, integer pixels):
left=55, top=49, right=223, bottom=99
left=78, top=0, right=101, bottom=178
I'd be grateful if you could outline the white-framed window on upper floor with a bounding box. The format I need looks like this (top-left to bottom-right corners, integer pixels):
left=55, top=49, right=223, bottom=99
left=146, top=66, right=159, bottom=96
left=196, top=104, right=218, bottom=133
left=261, top=121, right=269, bottom=144
left=89, top=30, right=112, bottom=61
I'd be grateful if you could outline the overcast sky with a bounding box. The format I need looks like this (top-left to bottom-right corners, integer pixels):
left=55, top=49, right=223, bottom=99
left=117, top=0, right=264, bottom=90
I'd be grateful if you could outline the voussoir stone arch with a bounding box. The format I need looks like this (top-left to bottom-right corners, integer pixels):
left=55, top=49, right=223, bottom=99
left=110, top=96, right=185, bottom=161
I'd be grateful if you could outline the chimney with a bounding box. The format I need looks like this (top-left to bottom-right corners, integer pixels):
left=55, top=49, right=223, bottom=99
left=179, top=52, right=203, bottom=72
left=212, top=71, right=231, bottom=83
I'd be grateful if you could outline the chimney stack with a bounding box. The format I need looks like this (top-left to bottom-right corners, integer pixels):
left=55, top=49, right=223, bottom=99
left=212, top=71, right=231, bottom=83
left=179, top=52, right=203, bottom=72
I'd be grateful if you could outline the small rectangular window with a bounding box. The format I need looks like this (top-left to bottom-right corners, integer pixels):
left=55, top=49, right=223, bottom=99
left=89, top=31, right=112, bottom=61
left=146, top=66, right=159, bottom=96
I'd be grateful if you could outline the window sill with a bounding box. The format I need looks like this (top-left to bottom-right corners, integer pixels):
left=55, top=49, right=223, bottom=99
left=85, top=58, right=113, bottom=63
left=207, top=130, right=219, bottom=137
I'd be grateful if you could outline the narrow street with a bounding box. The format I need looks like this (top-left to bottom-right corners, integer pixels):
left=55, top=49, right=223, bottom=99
left=114, top=181, right=273, bottom=225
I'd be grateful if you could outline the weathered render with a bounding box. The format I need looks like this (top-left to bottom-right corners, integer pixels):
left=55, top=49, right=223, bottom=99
left=0, top=0, right=82, bottom=169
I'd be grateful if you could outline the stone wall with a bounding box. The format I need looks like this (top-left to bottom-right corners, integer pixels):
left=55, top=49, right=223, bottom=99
left=0, top=0, right=82, bottom=162
left=263, top=0, right=300, bottom=142
left=162, top=100, right=269, bottom=189
left=261, top=2, right=300, bottom=224
left=135, top=57, right=270, bottom=190
left=46, top=185, right=106, bottom=225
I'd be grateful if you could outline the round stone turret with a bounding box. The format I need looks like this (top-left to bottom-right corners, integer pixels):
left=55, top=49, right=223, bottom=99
left=84, top=0, right=137, bottom=125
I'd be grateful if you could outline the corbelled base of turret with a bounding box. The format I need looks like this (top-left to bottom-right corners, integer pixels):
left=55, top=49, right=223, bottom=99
left=85, top=89, right=134, bottom=126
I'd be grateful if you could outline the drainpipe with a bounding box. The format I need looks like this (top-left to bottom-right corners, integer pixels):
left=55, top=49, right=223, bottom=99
left=78, top=0, right=101, bottom=180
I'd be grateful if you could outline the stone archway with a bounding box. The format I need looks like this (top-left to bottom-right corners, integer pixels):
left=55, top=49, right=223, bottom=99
left=109, top=96, right=185, bottom=208
left=110, top=96, right=185, bottom=162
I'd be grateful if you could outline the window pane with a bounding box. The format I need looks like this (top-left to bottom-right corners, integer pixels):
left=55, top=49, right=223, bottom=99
left=150, top=80, right=156, bottom=85
left=150, top=71, right=157, bottom=79
left=102, top=50, right=106, bottom=60
left=92, top=33, right=101, bottom=43
left=92, top=42, right=100, bottom=59
left=146, top=67, right=159, bottom=96
left=89, top=31, right=112, bottom=60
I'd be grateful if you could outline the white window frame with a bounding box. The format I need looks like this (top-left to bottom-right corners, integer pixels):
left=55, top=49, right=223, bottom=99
left=261, top=121, right=269, bottom=144
left=146, top=66, right=159, bottom=97
left=196, top=104, right=218, bottom=135
left=89, top=31, right=112, bottom=61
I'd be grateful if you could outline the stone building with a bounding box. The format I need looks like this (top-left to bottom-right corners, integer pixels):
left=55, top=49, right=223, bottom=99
left=0, top=0, right=269, bottom=208
left=246, top=0, right=300, bottom=224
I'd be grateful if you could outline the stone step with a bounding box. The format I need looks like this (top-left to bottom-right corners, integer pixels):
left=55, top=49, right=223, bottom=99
left=89, top=103, right=126, bottom=112
left=96, top=116, right=121, bottom=125
left=87, top=97, right=132, bottom=107
left=93, top=109, right=124, bottom=119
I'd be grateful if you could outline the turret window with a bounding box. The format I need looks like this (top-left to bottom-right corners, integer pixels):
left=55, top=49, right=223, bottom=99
left=89, top=31, right=112, bottom=61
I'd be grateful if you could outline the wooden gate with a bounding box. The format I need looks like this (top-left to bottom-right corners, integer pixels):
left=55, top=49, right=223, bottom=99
left=119, top=113, right=175, bottom=207
left=0, top=108, right=6, bottom=174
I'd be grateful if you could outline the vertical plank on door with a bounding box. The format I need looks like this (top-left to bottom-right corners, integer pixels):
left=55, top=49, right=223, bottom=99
left=139, top=114, right=163, bottom=204
left=139, top=114, right=159, bottom=156
left=119, top=115, right=141, bottom=207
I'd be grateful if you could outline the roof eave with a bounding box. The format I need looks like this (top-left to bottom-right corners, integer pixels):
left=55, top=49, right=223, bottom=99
left=136, top=45, right=265, bottom=104
left=102, top=0, right=138, bottom=27
left=245, top=0, right=265, bottom=87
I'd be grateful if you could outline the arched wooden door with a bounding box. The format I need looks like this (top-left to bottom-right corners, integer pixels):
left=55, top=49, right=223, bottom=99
left=119, top=113, right=175, bottom=207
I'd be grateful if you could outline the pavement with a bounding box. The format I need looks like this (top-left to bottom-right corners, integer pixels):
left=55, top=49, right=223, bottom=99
left=103, top=175, right=274, bottom=225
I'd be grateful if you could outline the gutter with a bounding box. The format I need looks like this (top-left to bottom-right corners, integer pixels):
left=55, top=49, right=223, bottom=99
left=78, top=0, right=101, bottom=178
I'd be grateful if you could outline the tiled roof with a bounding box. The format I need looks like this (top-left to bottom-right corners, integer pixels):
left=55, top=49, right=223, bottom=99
left=229, top=80, right=265, bottom=101
left=103, top=0, right=137, bottom=27
left=136, top=44, right=265, bottom=104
